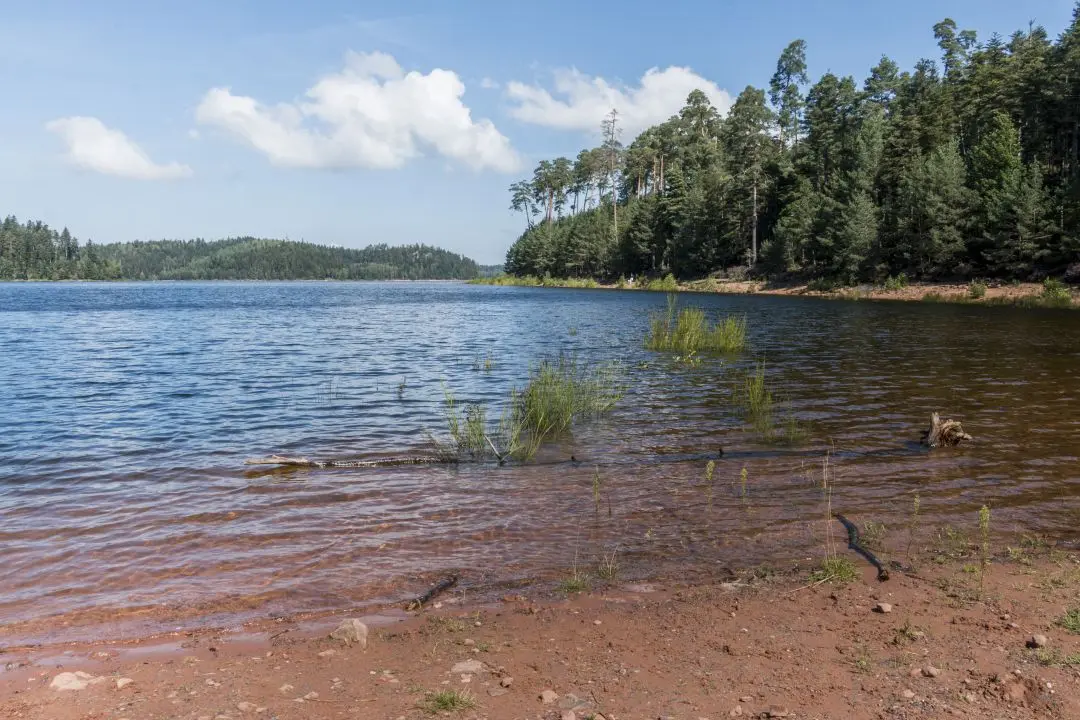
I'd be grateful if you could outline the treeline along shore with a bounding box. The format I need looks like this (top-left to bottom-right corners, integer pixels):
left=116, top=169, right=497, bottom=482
left=501, top=11, right=1080, bottom=295
left=0, top=216, right=481, bottom=281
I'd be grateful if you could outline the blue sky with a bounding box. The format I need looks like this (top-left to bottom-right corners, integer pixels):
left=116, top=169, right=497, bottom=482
left=2, top=0, right=1075, bottom=264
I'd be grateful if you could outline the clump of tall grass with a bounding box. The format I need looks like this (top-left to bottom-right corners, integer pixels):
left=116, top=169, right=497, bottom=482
left=968, top=280, right=987, bottom=299
left=739, top=361, right=806, bottom=444
left=1041, top=277, right=1072, bottom=306
left=810, top=454, right=859, bottom=584
left=645, top=273, right=679, bottom=292
left=442, top=356, right=623, bottom=462
left=645, top=294, right=747, bottom=354
left=882, top=272, right=908, bottom=291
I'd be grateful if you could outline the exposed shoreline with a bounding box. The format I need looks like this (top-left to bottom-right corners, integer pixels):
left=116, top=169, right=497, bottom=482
left=3, top=547, right=1078, bottom=719
left=472, top=277, right=1079, bottom=309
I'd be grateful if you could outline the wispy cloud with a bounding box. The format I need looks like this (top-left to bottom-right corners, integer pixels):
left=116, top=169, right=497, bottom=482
left=46, top=117, right=192, bottom=180
left=196, top=51, right=520, bottom=173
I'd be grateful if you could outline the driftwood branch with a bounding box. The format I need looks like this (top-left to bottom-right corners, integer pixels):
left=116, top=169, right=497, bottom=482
left=405, top=575, right=458, bottom=611
left=920, top=412, right=972, bottom=448
left=244, top=454, right=459, bottom=469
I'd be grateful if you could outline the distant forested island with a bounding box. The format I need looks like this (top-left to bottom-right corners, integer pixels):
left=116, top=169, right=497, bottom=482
left=0, top=216, right=480, bottom=281
left=503, top=12, right=1080, bottom=286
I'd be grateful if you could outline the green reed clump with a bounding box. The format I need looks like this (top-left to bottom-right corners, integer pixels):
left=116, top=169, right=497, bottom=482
left=443, top=387, right=489, bottom=457
left=511, top=356, right=624, bottom=460
left=645, top=294, right=747, bottom=353
left=645, top=273, right=679, bottom=292
left=883, top=272, right=908, bottom=291
left=742, top=361, right=774, bottom=436
left=978, top=504, right=991, bottom=596
left=704, top=460, right=716, bottom=511
left=968, top=280, right=987, bottom=299
left=1041, top=277, right=1072, bottom=306
left=420, top=689, right=476, bottom=713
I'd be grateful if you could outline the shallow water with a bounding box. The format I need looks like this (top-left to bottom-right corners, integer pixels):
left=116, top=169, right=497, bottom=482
left=1, top=281, right=1078, bottom=645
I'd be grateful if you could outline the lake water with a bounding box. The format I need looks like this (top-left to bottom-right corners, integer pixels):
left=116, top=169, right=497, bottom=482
left=2, top=281, right=1079, bottom=646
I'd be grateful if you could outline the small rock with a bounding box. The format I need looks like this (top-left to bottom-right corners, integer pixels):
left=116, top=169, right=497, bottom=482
left=115, top=678, right=134, bottom=690
left=317, top=649, right=337, bottom=658
left=729, top=706, right=744, bottom=717
left=488, top=688, right=508, bottom=697
left=50, top=672, right=97, bottom=691
left=1008, top=622, right=1019, bottom=629
left=329, top=618, right=368, bottom=648
left=922, top=666, right=941, bottom=678
left=873, top=602, right=893, bottom=614
left=1027, top=634, right=1049, bottom=649
left=909, top=667, right=923, bottom=678
left=278, top=684, right=294, bottom=694
left=593, top=620, right=602, bottom=625
left=902, top=689, right=915, bottom=699
left=237, top=702, right=258, bottom=713
left=763, top=708, right=792, bottom=718
left=540, top=689, right=558, bottom=704
left=205, top=678, right=221, bottom=687
left=740, top=696, right=754, bottom=703
left=303, top=691, right=319, bottom=700
left=561, top=712, right=577, bottom=720
left=463, top=638, right=475, bottom=646
left=963, top=693, right=976, bottom=704
left=450, top=659, right=485, bottom=674
left=500, top=676, right=513, bottom=688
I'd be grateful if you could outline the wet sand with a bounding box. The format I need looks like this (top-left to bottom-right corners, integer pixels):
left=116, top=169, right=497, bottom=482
left=3, top=547, right=1077, bottom=720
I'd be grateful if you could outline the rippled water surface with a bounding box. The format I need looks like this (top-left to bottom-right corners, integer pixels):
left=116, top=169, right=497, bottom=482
left=2, top=281, right=1079, bottom=645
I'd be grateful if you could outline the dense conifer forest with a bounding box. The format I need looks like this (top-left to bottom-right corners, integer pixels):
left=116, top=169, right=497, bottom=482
left=504, top=13, right=1080, bottom=284
left=0, top=218, right=480, bottom=281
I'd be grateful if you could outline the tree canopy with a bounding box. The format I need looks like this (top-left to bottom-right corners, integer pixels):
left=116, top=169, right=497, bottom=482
left=504, top=11, right=1080, bottom=283
left=0, top=219, right=481, bottom=281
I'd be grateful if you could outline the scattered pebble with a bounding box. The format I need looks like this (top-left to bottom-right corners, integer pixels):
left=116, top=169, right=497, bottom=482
left=303, top=691, right=319, bottom=701
left=463, top=638, right=475, bottom=646
left=317, top=649, right=337, bottom=658
left=739, top=696, right=754, bottom=703
left=561, top=712, right=577, bottom=720
left=1027, top=634, right=1049, bottom=649
left=729, top=705, right=743, bottom=717
left=500, top=676, right=513, bottom=688
left=540, top=689, right=558, bottom=704
left=115, top=678, right=133, bottom=690
left=278, top=684, right=294, bottom=694
left=873, top=602, right=893, bottom=614
left=488, top=688, right=508, bottom=697
left=922, top=666, right=941, bottom=678
left=963, top=692, right=976, bottom=703
left=593, top=620, right=602, bottom=625
left=902, top=689, right=915, bottom=699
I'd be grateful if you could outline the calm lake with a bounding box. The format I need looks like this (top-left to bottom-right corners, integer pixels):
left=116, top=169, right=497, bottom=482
left=1, top=281, right=1079, bottom=646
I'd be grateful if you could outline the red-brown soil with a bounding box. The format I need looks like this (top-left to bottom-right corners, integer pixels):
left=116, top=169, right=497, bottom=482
left=2, top=551, right=1078, bottom=720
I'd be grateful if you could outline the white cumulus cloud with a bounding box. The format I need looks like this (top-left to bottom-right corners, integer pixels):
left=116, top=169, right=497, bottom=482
left=505, top=66, right=732, bottom=137
left=195, top=51, right=520, bottom=173
left=46, top=117, right=193, bottom=180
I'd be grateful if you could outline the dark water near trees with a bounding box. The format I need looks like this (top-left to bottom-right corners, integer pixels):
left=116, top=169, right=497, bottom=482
left=2, top=282, right=1079, bottom=646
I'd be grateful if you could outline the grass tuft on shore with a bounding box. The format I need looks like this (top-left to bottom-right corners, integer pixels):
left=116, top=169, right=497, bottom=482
left=645, top=294, right=747, bottom=354
left=420, top=689, right=476, bottom=713
left=811, top=556, right=859, bottom=584
left=1058, top=608, right=1080, bottom=634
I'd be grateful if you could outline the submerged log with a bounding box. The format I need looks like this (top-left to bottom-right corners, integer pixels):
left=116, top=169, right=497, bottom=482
left=244, top=454, right=459, bottom=469
left=920, top=412, right=972, bottom=447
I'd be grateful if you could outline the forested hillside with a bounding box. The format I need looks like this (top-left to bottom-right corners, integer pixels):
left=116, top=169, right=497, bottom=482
left=504, top=12, right=1080, bottom=284
left=0, top=218, right=480, bottom=281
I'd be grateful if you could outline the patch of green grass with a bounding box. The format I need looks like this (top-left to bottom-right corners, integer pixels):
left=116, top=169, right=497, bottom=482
left=645, top=273, right=679, bottom=292
left=559, top=569, right=591, bottom=593
left=425, top=616, right=470, bottom=634
left=806, top=277, right=841, bottom=292
left=597, top=547, right=620, bottom=581
left=443, top=388, right=489, bottom=457
left=644, top=294, right=747, bottom=354
left=511, top=355, right=624, bottom=460
left=742, top=362, right=774, bottom=438
left=882, top=273, right=908, bottom=291
left=932, top=525, right=972, bottom=563
left=419, top=689, right=476, bottom=713
left=1057, top=608, right=1080, bottom=634
left=1042, top=277, right=1072, bottom=305
left=810, top=556, right=859, bottom=584
left=968, top=280, right=987, bottom=299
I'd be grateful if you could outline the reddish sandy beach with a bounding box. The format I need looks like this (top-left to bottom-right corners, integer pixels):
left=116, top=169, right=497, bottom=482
left=2, top=545, right=1077, bottom=720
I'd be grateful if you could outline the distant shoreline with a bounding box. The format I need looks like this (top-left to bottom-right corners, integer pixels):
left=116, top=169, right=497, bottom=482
left=470, top=276, right=1078, bottom=309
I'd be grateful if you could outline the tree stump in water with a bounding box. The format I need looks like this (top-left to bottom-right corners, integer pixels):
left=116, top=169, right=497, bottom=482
left=921, top=412, right=972, bottom=447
